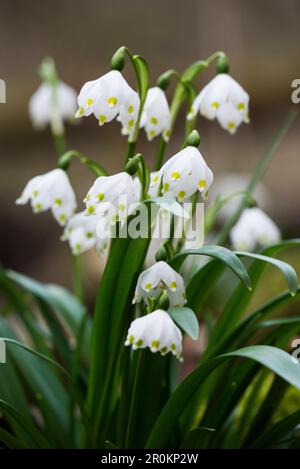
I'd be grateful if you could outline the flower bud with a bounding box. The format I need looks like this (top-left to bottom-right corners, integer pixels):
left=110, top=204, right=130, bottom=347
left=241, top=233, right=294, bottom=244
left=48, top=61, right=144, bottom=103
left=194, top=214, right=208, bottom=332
left=185, top=130, right=201, bottom=148
left=111, top=47, right=126, bottom=71
left=155, top=244, right=168, bottom=262
left=125, top=154, right=141, bottom=176
left=216, top=55, right=230, bottom=74
left=156, top=70, right=175, bottom=91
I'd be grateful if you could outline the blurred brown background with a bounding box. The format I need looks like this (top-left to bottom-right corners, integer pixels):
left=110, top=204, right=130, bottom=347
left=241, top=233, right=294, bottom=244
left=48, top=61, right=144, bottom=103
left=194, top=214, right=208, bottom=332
left=0, top=0, right=299, bottom=295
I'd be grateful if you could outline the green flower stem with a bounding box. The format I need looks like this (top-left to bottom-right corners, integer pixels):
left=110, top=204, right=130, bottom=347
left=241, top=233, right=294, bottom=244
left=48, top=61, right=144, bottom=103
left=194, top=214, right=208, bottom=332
left=111, top=47, right=149, bottom=163
left=154, top=51, right=226, bottom=170
left=71, top=255, right=84, bottom=303
left=215, top=109, right=298, bottom=246
left=125, top=350, right=145, bottom=448
left=58, top=149, right=108, bottom=177
left=53, top=132, right=66, bottom=157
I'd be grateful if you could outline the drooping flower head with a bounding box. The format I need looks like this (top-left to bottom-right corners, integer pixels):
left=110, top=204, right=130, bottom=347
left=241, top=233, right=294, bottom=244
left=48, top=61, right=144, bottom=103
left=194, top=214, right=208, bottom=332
left=159, top=146, right=213, bottom=202
left=187, top=73, right=249, bottom=134
left=125, top=309, right=183, bottom=360
left=76, top=70, right=140, bottom=139
left=230, top=207, right=281, bottom=251
left=62, top=211, right=108, bottom=255
left=140, top=87, right=171, bottom=141
left=84, top=172, right=137, bottom=222
left=133, top=261, right=186, bottom=307
left=16, top=168, right=77, bottom=226
left=29, top=82, right=77, bottom=135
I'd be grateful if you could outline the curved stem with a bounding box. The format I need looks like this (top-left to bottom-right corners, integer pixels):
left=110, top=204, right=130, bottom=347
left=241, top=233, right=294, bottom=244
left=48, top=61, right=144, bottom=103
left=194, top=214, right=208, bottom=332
left=154, top=51, right=226, bottom=169
left=58, top=149, right=108, bottom=177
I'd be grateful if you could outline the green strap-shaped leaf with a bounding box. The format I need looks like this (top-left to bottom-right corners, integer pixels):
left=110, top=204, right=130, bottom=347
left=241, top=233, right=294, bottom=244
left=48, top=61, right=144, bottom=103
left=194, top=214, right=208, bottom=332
left=208, top=239, right=300, bottom=348
left=251, top=410, right=300, bottom=448
left=146, top=345, right=300, bottom=448
left=236, top=251, right=298, bottom=295
left=170, top=245, right=252, bottom=290
left=168, top=307, right=199, bottom=340
left=0, top=427, right=25, bottom=449
left=0, top=399, right=50, bottom=448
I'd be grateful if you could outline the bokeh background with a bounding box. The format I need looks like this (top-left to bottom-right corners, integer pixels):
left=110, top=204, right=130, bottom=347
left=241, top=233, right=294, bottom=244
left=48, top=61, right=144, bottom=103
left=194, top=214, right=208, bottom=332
left=0, top=0, right=299, bottom=309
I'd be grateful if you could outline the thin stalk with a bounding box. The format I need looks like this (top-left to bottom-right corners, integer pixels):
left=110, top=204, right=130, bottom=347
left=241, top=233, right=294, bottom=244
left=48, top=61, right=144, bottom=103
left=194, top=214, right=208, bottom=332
left=215, top=109, right=298, bottom=246
left=125, top=141, right=137, bottom=163
left=53, top=132, right=66, bottom=157
left=125, top=350, right=145, bottom=448
left=154, top=51, right=226, bottom=169
left=71, top=255, right=84, bottom=303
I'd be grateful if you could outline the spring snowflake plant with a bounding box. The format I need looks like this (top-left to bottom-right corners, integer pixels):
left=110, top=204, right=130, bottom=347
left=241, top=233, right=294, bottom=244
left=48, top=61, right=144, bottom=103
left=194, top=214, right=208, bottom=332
left=1, top=48, right=300, bottom=450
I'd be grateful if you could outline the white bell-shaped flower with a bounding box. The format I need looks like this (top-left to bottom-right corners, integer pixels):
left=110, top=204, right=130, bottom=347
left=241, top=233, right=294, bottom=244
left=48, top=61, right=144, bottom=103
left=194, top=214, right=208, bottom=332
left=62, top=211, right=108, bottom=255
left=159, top=146, right=213, bottom=202
left=118, top=88, right=140, bottom=141
left=29, top=82, right=77, bottom=134
left=16, top=168, right=77, bottom=226
left=230, top=207, right=281, bottom=251
left=140, top=87, right=171, bottom=141
left=75, top=71, right=140, bottom=137
left=84, top=172, right=137, bottom=223
left=133, top=261, right=186, bottom=307
left=125, top=309, right=183, bottom=360
left=187, top=73, right=249, bottom=134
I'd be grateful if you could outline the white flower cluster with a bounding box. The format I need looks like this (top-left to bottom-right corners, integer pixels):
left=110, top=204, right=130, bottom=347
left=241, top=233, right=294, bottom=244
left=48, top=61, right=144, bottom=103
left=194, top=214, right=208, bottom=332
left=75, top=70, right=140, bottom=140
left=230, top=207, right=281, bottom=251
left=29, top=81, right=77, bottom=135
left=188, top=73, right=249, bottom=134
left=125, top=309, right=183, bottom=361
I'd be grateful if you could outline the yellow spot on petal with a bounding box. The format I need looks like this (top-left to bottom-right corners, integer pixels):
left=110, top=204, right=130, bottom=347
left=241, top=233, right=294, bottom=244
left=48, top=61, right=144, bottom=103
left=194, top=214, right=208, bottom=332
left=128, top=335, right=135, bottom=345
left=97, top=193, right=104, bottom=201
left=107, top=96, right=117, bottom=106
left=171, top=343, right=176, bottom=352
left=163, top=182, right=169, bottom=192
left=85, top=193, right=91, bottom=201
left=178, top=190, right=186, bottom=201
left=87, top=205, right=94, bottom=214
left=35, top=202, right=42, bottom=211
left=75, top=243, right=81, bottom=252
left=128, top=119, right=135, bottom=128
left=77, top=107, right=84, bottom=117
left=87, top=98, right=93, bottom=106
left=152, top=175, right=159, bottom=184
left=169, top=281, right=177, bottom=290
left=237, top=102, right=245, bottom=110
left=171, top=172, right=180, bottom=180
left=227, top=121, right=236, bottom=130
left=212, top=101, right=219, bottom=109
left=145, top=283, right=152, bottom=291
left=148, top=130, right=156, bottom=139
left=151, top=340, right=160, bottom=349
left=161, top=346, right=167, bottom=354
left=33, top=190, right=38, bottom=197
left=54, top=198, right=62, bottom=206
left=135, top=339, right=143, bottom=347
left=128, top=105, right=134, bottom=114
left=198, top=179, right=206, bottom=189
left=150, top=116, right=158, bottom=125
left=86, top=231, right=93, bottom=238
left=59, top=214, right=66, bottom=223
left=119, top=203, right=125, bottom=212
left=99, top=114, right=106, bottom=125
